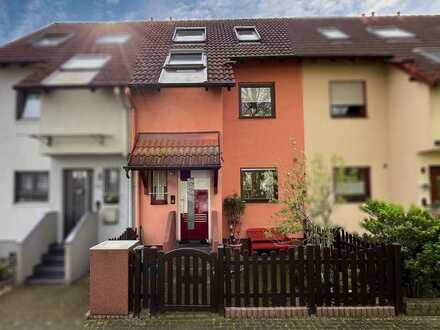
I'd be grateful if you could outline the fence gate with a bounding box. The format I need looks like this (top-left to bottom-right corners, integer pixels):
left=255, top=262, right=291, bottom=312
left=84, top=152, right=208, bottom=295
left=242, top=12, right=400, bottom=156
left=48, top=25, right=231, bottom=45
left=157, top=248, right=217, bottom=312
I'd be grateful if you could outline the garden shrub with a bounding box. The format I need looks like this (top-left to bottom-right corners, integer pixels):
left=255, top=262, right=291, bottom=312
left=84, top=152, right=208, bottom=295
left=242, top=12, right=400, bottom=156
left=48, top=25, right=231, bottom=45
left=361, top=200, right=440, bottom=297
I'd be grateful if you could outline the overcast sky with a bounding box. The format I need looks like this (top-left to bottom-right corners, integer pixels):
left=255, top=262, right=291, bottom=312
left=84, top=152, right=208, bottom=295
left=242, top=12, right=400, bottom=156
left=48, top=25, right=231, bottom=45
left=1, top=0, right=440, bottom=45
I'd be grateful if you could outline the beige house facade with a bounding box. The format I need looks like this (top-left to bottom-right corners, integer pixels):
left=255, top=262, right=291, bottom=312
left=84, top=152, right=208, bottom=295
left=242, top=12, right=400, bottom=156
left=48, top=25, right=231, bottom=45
left=303, top=60, right=440, bottom=232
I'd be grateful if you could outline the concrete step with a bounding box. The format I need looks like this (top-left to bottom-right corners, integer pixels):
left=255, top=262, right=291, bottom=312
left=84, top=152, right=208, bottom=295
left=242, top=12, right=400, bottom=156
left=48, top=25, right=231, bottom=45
left=27, top=276, right=65, bottom=285
left=42, top=254, right=65, bottom=266
left=33, top=264, right=64, bottom=278
left=48, top=244, right=65, bottom=256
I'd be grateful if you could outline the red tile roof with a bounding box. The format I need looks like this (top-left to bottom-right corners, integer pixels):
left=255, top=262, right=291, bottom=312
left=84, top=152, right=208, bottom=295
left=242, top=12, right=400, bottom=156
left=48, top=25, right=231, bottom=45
left=3, top=16, right=440, bottom=87
left=0, top=22, right=145, bottom=89
left=130, top=18, right=294, bottom=87
left=127, top=132, right=221, bottom=169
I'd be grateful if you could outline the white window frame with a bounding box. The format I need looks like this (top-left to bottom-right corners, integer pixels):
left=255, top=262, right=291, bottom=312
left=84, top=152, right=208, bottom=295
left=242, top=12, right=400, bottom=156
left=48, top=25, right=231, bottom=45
left=33, top=32, right=72, bottom=47
left=172, top=27, right=206, bottom=43
left=234, top=26, right=261, bottom=42
left=367, top=26, right=415, bottom=39
left=96, top=34, right=131, bottom=45
left=318, top=27, right=349, bottom=40
left=414, top=48, right=440, bottom=64
left=164, top=49, right=206, bottom=69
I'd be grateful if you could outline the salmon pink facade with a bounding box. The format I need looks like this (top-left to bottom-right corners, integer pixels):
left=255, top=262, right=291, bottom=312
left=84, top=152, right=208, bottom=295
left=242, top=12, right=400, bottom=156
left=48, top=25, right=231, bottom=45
left=128, top=59, right=304, bottom=248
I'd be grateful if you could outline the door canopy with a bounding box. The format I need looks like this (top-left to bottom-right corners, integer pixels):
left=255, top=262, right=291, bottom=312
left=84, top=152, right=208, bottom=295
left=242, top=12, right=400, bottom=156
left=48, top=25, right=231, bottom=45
left=125, top=132, right=221, bottom=174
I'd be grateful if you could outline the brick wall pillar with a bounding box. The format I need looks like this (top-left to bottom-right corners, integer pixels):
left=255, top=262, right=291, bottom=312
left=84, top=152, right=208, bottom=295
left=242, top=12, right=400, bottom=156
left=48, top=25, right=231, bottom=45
left=89, top=240, right=139, bottom=316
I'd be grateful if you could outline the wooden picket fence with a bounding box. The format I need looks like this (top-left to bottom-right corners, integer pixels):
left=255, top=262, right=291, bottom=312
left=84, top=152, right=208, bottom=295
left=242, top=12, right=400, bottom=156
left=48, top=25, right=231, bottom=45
left=129, top=242, right=403, bottom=316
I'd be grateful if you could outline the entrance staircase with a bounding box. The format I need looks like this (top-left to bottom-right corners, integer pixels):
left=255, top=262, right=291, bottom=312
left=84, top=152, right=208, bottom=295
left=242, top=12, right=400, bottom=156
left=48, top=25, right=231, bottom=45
left=176, top=241, right=211, bottom=253
left=27, top=243, right=65, bottom=284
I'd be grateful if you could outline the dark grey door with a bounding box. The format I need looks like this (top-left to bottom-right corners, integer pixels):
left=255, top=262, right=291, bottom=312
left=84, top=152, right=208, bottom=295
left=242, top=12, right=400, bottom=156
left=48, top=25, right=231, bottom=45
left=63, top=169, right=93, bottom=238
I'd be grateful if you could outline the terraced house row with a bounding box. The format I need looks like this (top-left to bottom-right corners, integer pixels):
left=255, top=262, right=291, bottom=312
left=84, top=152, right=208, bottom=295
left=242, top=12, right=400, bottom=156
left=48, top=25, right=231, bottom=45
left=1, top=15, right=440, bottom=284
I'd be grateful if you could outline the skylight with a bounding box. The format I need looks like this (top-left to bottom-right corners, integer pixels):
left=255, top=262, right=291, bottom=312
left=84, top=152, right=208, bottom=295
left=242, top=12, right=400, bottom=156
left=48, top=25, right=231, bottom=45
left=318, top=27, right=349, bottom=40
left=414, top=48, right=440, bottom=63
left=173, top=27, right=206, bottom=43
left=61, top=54, right=110, bottom=70
left=159, top=49, right=207, bottom=84
left=167, top=52, right=204, bottom=67
left=96, top=34, right=131, bottom=44
left=367, top=27, right=415, bottom=39
left=43, top=54, right=111, bottom=86
left=33, top=32, right=72, bottom=47
left=234, top=26, right=261, bottom=42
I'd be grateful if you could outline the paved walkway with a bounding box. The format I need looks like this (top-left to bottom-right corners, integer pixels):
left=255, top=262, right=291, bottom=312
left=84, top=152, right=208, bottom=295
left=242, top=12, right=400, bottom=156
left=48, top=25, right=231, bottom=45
left=1, top=278, right=440, bottom=330
left=84, top=312, right=440, bottom=329
left=0, top=277, right=89, bottom=330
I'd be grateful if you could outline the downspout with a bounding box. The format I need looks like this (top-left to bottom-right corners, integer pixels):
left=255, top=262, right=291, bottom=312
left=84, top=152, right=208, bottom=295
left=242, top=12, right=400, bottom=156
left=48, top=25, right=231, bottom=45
left=123, top=87, right=140, bottom=235
left=116, top=86, right=136, bottom=230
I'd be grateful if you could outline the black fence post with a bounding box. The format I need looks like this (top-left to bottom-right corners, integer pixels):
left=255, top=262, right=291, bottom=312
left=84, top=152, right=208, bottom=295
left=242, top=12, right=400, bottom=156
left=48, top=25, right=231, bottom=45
left=133, top=245, right=143, bottom=317
left=306, top=244, right=316, bottom=315
left=392, top=243, right=403, bottom=315
left=149, top=246, right=159, bottom=316
left=217, top=245, right=225, bottom=315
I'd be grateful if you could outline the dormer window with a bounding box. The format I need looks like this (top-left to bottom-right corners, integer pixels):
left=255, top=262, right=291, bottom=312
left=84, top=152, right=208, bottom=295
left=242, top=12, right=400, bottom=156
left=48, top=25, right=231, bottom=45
left=33, top=32, right=72, bottom=47
left=414, top=48, right=440, bottom=63
left=43, top=54, right=111, bottom=86
left=159, top=49, right=207, bottom=84
left=234, top=26, right=261, bottom=42
left=173, top=27, right=206, bottom=43
left=318, top=27, right=349, bottom=40
left=367, top=27, right=415, bottom=39
left=96, top=34, right=130, bottom=44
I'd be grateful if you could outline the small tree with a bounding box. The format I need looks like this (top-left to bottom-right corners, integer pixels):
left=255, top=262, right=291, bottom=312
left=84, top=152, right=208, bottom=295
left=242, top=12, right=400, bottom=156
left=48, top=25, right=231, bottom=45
left=223, top=194, right=246, bottom=244
left=269, top=141, right=345, bottom=247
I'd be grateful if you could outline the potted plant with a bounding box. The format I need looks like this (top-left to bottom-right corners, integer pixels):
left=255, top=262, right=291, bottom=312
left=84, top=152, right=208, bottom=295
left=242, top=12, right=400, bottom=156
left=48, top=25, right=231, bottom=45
left=223, top=194, right=246, bottom=245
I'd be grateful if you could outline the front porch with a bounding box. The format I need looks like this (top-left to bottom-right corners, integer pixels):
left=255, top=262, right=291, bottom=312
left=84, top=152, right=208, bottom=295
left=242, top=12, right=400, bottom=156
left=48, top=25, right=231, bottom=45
left=125, top=132, right=223, bottom=250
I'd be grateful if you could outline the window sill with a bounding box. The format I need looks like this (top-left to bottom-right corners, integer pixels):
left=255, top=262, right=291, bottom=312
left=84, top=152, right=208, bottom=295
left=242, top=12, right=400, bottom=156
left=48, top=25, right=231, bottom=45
left=243, top=199, right=278, bottom=204
left=13, top=201, right=50, bottom=208
left=238, top=116, right=276, bottom=120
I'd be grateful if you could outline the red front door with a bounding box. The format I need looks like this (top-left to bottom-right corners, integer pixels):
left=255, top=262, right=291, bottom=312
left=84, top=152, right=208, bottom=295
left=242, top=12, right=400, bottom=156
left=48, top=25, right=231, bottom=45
left=181, top=190, right=209, bottom=241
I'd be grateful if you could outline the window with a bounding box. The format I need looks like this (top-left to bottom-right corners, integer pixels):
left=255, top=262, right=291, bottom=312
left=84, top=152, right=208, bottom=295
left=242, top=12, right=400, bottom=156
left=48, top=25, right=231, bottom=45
left=150, top=170, right=167, bottom=205
left=241, top=168, right=278, bottom=202
left=330, top=81, right=366, bottom=118
left=414, top=48, right=440, bottom=64
left=61, top=55, right=110, bottom=70
left=318, top=27, right=349, bottom=39
left=43, top=54, right=111, bottom=86
left=159, top=49, right=207, bottom=84
left=15, top=172, right=49, bottom=203
left=168, top=52, right=204, bottom=66
left=33, top=32, right=71, bottom=47
left=173, top=27, right=206, bottom=43
left=103, top=169, right=120, bottom=204
left=239, top=83, right=275, bottom=118
left=334, top=167, right=370, bottom=203
left=16, top=91, right=41, bottom=120
left=367, top=27, right=415, bottom=39
left=96, top=34, right=130, bottom=44
left=234, top=26, right=261, bottom=41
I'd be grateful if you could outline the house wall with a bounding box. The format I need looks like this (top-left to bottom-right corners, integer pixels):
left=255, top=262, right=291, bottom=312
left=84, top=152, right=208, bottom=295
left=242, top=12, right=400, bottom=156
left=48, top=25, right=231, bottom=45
left=39, top=88, right=128, bottom=156
left=131, top=88, right=224, bottom=245
left=387, top=67, right=432, bottom=209
left=222, top=60, right=304, bottom=237
left=303, top=60, right=390, bottom=233
left=0, top=66, right=51, bottom=243
left=50, top=155, right=129, bottom=243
